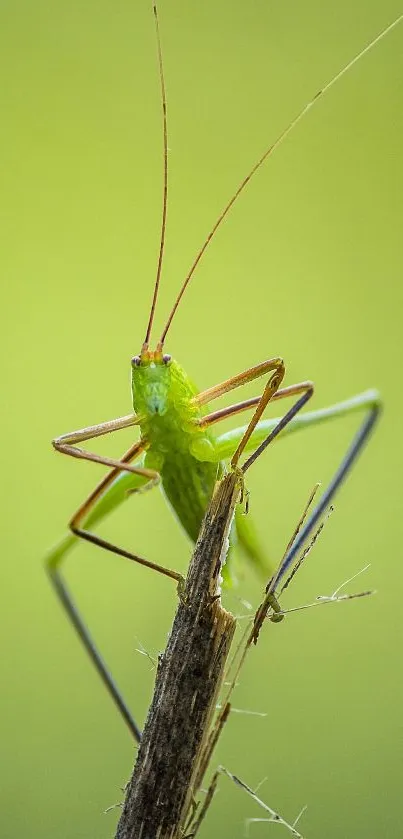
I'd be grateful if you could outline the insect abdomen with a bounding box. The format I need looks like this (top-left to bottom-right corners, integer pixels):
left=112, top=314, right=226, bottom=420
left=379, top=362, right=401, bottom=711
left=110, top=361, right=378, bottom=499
left=161, top=451, right=218, bottom=543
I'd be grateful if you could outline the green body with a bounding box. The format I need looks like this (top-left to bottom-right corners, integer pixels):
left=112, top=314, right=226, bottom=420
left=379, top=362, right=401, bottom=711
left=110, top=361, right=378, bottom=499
left=133, top=354, right=219, bottom=545
left=131, top=352, right=259, bottom=580
left=48, top=349, right=380, bottom=582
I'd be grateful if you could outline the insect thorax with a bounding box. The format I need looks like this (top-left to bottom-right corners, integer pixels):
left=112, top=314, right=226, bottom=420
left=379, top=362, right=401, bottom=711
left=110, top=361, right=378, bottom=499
left=132, top=355, right=206, bottom=451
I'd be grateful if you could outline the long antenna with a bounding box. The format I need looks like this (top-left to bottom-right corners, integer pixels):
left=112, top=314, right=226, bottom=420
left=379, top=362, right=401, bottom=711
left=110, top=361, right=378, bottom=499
left=143, top=2, right=168, bottom=349
left=158, top=13, right=403, bottom=348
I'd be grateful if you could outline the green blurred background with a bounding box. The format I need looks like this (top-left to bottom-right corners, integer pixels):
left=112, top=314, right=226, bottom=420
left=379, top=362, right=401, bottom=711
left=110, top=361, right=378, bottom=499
left=1, top=1, right=402, bottom=836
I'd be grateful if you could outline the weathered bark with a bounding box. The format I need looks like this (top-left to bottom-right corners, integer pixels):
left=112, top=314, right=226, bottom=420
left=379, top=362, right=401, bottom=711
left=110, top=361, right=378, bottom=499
left=115, top=471, right=241, bottom=839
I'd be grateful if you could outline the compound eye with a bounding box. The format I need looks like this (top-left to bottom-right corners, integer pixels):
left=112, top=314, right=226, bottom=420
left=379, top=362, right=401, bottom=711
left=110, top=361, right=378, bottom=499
left=162, top=354, right=172, bottom=365
left=132, top=355, right=141, bottom=367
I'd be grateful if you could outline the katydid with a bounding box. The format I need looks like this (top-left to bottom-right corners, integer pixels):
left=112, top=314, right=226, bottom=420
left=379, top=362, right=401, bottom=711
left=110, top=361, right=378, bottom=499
left=46, top=5, right=399, bottom=742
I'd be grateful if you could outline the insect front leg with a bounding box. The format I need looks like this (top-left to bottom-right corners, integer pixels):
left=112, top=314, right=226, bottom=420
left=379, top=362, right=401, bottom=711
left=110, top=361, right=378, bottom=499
left=52, top=412, right=148, bottom=475
left=196, top=375, right=314, bottom=468
left=195, top=380, right=314, bottom=578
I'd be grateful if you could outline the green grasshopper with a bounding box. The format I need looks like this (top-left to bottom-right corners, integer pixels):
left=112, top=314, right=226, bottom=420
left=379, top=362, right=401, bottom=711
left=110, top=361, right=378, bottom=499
left=46, top=5, right=399, bottom=743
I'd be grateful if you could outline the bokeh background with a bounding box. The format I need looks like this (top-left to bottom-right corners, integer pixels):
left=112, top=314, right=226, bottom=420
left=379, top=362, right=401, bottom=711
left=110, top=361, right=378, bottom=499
left=2, top=1, right=402, bottom=837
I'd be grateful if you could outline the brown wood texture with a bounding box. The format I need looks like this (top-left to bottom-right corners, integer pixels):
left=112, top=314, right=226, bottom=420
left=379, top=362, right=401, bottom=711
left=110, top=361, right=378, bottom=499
left=115, top=470, right=241, bottom=839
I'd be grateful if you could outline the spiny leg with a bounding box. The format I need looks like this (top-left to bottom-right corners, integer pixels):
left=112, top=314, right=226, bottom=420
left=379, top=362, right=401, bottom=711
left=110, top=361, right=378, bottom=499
left=193, top=372, right=312, bottom=580
left=195, top=380, right=314, bottom=578
left=195, top=384, right=317, bottom=698
left=53, top=414, right=183, bottom=582
left=199, top=381, right=308, bottom=428
left=194, top=357, right=286, bottom=408
left=199, top=388, right=380, bottom=592
left=47, top=437, right=183, bottom=740
left=189, top=357, right=286, bottom=468
left=194, top=357, right=286, bottom=461
left=207, top=386, right=379, bottom=628
left=238, top=394, right=380, bottom=634
left=175, top=396, right=380, bottom=815
left=197, top=380, right=313, bottom=467
left=70, top=470, right=182, bottom=585
left=240, top=382, right=314, bottom=473
left=52, top=412, right=154, bottom=476
left=197, top=377, right=314, bottom=470
left=47, top=440, right=146, bottom=742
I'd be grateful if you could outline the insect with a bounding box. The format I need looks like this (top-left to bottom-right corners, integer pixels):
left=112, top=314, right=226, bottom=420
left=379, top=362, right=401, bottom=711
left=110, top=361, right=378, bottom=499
left=46, top=5, right=400, bottom=742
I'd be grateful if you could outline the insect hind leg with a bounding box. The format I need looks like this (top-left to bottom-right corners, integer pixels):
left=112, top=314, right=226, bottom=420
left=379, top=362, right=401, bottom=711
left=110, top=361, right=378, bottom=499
left=46, top=555, right=142, bottom=742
